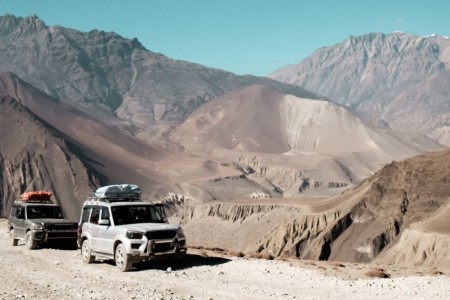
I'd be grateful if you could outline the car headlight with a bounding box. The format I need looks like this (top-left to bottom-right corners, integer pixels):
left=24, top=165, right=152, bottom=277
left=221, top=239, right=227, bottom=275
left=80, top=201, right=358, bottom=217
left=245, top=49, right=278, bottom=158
left=177, top=228, right=185, bottom=238
left=126, top=231, right=143, bottom=239
left=32, top=223, right=44, bottom=230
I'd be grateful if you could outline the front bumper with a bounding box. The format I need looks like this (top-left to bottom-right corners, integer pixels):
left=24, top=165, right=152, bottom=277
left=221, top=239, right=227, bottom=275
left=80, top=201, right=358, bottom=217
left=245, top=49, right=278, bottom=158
left=31, top=230, right=78, bottom=243
left=128, top=237, right=187, bottom=262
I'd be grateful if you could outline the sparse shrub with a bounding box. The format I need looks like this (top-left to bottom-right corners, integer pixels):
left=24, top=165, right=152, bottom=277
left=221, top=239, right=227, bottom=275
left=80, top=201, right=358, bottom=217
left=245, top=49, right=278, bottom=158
left=227, top=250, right=245, bottom=257
left=330, top=262, right=346, bottom=268
left=246, top=252, right=274, bottom=260
left=211, top=247, right=225, bottom=252
left=260, top=253, right=274, bottom=260
left=276, top=255, right=289, bottom=262
left=189, top=245, right=204, bottom=250
left=430, top=270, right=444, bottom=276
left=364, top=268, right=390, bottom=278
left=196, top=246, right=225, bottom=252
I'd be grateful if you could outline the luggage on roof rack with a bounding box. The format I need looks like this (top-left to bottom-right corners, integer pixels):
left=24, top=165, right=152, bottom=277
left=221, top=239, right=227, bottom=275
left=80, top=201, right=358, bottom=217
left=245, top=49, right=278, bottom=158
left=20, top=191, right=53, bottom=201
left=87, top=196, right=142, bottom=203
left=94, top=184, right=141, bottom=200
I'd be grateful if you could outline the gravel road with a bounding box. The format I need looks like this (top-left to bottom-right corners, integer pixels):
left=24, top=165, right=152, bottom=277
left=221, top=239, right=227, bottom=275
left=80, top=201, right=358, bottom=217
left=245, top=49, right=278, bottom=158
left=1, top=219, right=449, bottom=300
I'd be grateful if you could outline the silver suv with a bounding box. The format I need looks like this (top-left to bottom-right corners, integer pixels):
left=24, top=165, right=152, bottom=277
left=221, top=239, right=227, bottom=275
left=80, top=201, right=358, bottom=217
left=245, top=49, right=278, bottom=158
left=8, top=199, right=78, bottom=249
left=78, top=197, right=187, bottom=271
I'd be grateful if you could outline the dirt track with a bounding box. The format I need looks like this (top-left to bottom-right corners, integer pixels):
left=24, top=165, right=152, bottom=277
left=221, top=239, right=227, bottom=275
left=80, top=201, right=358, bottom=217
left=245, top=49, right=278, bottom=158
left=1, top=219, right=450, bottom=300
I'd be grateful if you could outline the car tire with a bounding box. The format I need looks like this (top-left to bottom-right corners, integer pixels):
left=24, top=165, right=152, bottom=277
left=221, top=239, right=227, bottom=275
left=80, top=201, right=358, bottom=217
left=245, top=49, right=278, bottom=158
left=9, top=229, right=18, bottom=246
left=81, top=239, right=95, bottom=264
left=115, top=243, right=132, bottom=272
left=25, top=232, right=37, bottom=250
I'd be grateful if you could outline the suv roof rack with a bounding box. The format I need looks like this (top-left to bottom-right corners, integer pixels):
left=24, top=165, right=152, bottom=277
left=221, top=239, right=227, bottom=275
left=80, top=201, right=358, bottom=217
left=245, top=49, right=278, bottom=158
left=14, top=199, right=55, bottom=204
left=86, top=196, right=142, bottom=203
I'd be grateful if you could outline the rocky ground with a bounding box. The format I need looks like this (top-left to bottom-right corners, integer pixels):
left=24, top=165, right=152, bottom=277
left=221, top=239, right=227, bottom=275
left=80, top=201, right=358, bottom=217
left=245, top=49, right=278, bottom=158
left=1, top=219, right=449, bottom=300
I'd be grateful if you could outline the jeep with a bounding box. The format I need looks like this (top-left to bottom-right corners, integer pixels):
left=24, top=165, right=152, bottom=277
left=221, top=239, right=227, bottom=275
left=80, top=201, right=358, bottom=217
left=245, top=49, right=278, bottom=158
left=8, top=198, right=78, bottom=249
left=78, top=196, right=187, bottom=272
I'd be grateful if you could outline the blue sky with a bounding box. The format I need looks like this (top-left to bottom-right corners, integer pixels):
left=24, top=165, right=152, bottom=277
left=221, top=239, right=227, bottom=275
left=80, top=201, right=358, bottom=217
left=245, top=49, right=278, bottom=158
left=1, top=0, right=449, bottom=76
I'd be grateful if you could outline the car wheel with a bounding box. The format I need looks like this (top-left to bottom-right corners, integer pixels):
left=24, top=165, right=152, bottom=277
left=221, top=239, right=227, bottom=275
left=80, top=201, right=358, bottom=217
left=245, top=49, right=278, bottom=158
left=9, top=229, right=18, bottom=246
left=115, top=243, right=132, bottom=272
left=81, top=239, right=95, bottom=264
left=25, top=232, right=37, bottom=250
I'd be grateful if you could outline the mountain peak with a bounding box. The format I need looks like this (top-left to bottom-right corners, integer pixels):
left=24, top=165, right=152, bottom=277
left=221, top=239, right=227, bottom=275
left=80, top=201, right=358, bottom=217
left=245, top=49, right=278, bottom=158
left=0, top=14, right=47, bottom=39
left=269, top=31, right=450, bottom=146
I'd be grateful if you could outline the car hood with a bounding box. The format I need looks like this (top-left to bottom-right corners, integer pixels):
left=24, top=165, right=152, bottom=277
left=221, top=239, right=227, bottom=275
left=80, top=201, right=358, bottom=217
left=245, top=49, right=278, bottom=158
left=116, top=223, right=180, bottom=232
left=30, top=219, right=77, bottom=225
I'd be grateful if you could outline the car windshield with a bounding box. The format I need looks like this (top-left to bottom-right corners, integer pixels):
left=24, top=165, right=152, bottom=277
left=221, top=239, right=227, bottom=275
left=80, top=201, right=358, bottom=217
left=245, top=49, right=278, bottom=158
left=111, top=205, right=165, bottom=225
left=27, top=206, right=64, bottom=219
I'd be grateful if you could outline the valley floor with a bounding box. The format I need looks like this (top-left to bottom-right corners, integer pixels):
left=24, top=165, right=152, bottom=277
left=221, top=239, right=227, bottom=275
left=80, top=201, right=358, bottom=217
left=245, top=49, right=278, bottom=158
left=0, top=219, right=449, bottom=300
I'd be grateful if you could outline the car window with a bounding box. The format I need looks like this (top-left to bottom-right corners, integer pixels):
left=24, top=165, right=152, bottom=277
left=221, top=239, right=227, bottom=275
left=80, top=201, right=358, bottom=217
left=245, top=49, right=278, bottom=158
left=16, top=207, right=25, bottom=219
left=100, top=207, right=110, bottom=221
left=89, top=208, right=101, bottom=224
left=26, top=206, right=64, bottom=219
left=111, top=205, right=164, bottom=225
left=81, top=207, right=91, bottom=223
left=10, top=206, right=17, bottom=218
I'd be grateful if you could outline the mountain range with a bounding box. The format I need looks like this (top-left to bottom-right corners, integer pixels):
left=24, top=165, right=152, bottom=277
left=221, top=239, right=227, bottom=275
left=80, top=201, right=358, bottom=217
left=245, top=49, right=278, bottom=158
left=269, top=32, right=450, bottom=146
left=0, top=13, right=447, bottom=234
left=0, top=14, right=320, bottom=143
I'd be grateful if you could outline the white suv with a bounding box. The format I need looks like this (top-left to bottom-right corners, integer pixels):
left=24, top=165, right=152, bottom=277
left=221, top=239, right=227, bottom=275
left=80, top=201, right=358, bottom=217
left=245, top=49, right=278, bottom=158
left=78, top=196, right=187, bottom=271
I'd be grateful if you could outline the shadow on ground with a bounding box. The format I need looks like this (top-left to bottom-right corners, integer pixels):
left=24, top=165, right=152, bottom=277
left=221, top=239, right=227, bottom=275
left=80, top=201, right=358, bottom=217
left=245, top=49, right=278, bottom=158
left=101, top=253, right=232, bottom=272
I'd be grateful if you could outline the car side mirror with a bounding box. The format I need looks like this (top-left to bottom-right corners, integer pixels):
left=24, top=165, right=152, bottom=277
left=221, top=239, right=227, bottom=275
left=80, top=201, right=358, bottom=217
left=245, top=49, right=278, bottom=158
left=98, top=219, right=110, bottom=226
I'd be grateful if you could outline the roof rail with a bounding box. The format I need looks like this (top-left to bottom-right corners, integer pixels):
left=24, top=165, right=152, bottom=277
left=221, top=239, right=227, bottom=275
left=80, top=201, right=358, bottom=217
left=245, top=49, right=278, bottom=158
left=14, top=199, right=55, bottom=204
left=86, top=196, right=142, bottom=203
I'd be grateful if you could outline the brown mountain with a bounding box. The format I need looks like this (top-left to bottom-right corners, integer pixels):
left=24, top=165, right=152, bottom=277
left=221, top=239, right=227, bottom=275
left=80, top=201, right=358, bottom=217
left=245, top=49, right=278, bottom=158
left=0, top=72, right=246, bottom=217
left=269, top=32, right=450, bottom=146
left=180, top=148, right=450, bottom=268
left=0, top=94, right=99, bottom=220
left=171, top=85, right=444, bottom=197
left=0, top=14, right=320, bottom=143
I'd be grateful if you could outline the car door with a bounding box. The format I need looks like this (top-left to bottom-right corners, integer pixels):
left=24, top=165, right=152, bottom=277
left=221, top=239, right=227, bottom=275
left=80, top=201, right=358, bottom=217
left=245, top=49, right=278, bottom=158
left=96, top=207, right=115, bottom=254
left=13, top=206, right=27, bottom=238
left=87, top=206, right=101, bottom=251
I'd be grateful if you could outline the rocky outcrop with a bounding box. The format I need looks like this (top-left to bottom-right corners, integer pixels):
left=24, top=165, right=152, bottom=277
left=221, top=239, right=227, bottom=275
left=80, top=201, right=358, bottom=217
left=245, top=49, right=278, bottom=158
left=180, top=149, right=450, bottom=265
left=0, top=14, right=46, bottom=39
left=179, top=199, right=361, bottom=259
left=375, top=228, right=450, bottom=268
left=374, top=196, right=450, bottom=268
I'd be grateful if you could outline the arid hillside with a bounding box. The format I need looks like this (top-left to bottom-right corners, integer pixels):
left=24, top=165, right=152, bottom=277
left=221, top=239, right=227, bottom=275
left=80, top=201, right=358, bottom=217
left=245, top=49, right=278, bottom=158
left=179, top=149, right=450, bottom=268
left=172, top=84, right=444, bottom=197
left=0, top=72, right=248, bottom=217
left=0, top=95, right=99, bottom=219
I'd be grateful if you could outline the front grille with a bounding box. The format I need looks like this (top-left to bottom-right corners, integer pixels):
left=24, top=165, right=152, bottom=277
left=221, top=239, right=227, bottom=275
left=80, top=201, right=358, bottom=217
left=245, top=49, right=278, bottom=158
left=45, top=223, right=78, bottom=231
left=145, top=230, right=176, bottom=240
left=46, top=232, right=77, bottom=239
left=154, top=242, right=175, bottom=252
